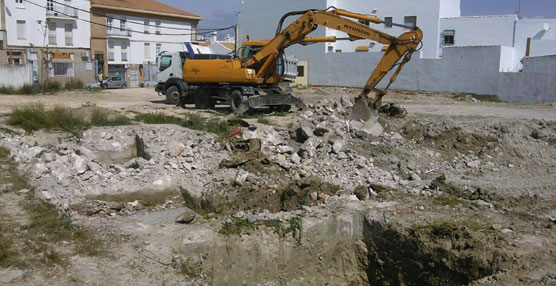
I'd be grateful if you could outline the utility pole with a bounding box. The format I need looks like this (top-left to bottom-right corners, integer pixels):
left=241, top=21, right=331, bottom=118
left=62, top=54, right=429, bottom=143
left=517, top=0, right=522, bottom=19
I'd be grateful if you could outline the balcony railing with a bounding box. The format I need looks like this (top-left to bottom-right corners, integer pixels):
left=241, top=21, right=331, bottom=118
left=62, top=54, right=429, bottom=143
left=107, top=28, right=132, bottom=37
left=46, top=5, right=78, bottom=18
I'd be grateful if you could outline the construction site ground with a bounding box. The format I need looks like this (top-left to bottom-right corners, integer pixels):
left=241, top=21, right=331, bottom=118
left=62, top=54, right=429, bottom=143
left=0, top=87, right=555, bottom=286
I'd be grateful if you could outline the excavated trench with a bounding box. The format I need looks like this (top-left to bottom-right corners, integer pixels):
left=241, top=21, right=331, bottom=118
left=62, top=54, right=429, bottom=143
left=179, top=186, right=505, bottom=285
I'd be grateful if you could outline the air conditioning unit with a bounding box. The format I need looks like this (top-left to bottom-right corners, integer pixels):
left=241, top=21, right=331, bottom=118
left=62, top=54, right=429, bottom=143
left=82, top=51, right=89, bottom=58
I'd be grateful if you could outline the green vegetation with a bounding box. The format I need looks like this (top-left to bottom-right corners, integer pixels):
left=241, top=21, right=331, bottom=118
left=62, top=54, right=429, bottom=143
left=219, top=218, right=257, bottom=236
left=90, top=108, right=131, bottom=126
left=22, top=195, right=104, bottom=258
left=411, top=220, right=459, bottom=239
left=433, top=195, right=465, bottom=207
left=0, top=148, right=102, bottom=269
left=7, top=104, right=131, bottom=134
left=172, top=249, right=200, bottom=278
left=0, top=219, right=20, bottom=267
left=256, top=117, right=271, bottom=125
left=135, top=112, right=185, bottom=125
left=0, top=147, right=31, bottom=191
left=264, top=217, right=303, bottom=242
left=136, top=112, right=232, bottom=137
left=0, top=80, right=95, bottom=95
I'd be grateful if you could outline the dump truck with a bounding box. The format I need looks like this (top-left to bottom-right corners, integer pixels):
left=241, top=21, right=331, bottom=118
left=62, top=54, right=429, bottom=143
left=155, top=7, right=423, bottom=119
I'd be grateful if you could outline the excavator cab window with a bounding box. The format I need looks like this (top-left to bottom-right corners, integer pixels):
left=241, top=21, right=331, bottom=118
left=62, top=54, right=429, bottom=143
left=242, top=45, right=262, bottom=60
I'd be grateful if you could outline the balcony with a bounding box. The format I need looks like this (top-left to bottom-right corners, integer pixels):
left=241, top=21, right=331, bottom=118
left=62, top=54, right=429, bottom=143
left=107, top=28, right=132, bottom=38
left=46, top=5, right=78, bottom=19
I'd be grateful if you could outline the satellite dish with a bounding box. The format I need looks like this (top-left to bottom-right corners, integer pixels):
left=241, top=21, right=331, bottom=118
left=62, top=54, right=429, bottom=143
left=543, top=23, right=550, bottom=31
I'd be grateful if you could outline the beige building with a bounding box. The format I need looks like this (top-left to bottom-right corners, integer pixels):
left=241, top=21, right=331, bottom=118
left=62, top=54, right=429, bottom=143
left=90, top=0, right=201, bottom=87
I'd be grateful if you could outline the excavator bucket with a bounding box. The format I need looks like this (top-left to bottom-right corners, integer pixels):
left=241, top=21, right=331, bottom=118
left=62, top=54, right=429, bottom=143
left=348, top=97, right=381, bottom=122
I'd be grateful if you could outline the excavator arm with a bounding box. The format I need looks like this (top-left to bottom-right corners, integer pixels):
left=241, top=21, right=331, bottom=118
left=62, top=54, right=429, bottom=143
left=244, top=8, right=423, bottom=118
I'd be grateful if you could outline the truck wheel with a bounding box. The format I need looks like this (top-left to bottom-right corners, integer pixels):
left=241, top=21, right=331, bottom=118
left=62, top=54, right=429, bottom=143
left=165, top=86, right=181, bottom=104
left=194, top=88, right=216, bottom=109
left=230, top=90, right=244, bottom=113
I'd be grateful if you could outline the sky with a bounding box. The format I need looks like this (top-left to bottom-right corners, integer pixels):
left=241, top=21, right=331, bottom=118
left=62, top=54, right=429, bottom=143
left=159, top=0, right=556, bottom=38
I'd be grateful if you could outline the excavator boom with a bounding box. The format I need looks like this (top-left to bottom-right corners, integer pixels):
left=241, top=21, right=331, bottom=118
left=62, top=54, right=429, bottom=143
left=244, top=8, right=423, bottom=120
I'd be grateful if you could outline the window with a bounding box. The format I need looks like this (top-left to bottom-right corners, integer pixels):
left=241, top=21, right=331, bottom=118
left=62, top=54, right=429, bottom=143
left=404, top=16, right=417, bottom=29
left=16, top=0, right=24, bottom=7
left=108, top=41, right=114, bottom=61
left=384, top=17, right=393, bottom=28
left=155, top=20, right=161, bottom=35
left=443, top=30, right=455, bottom=46
left=16, top=20, right=26, bottom=40
left=158, top=55, right=172, bottom=72
left=120, top=18, right=126, bottom=31
left=121, top=42, right=128, bottom=62
left=144, top=43, right=151, bottom=58
left=48, top=22, right=57, bottom=45
left=335, top=49, right=342, bottom=53
left=46, top=0, right=53, bottom=10
left=327, top=46, right=333, bottom=53
left=107, top=18, right=113, bottom=31
left=16, top=0, right=24, bottom=3
left=52, top=62, right=73, bottom=76
left=359, top=20, right=370, bottom=26
left=156, top=43, right=161, bottom=56
left=64, top=23, right=73, bottom=46
left=144, top=19, right=150, bottom=34
left=297, top=65, right=304, bottom=77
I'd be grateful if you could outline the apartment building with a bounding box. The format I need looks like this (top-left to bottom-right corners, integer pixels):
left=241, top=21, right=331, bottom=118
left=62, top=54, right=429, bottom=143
left=1, top=0, right=94, bottom=84
left=90, top=0, right=201, bottom=87
left=239, top=0, right=556, bottom=102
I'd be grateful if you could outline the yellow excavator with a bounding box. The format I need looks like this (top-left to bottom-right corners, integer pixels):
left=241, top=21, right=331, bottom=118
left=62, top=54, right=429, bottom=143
left=160, top=7, right=422, bottom=120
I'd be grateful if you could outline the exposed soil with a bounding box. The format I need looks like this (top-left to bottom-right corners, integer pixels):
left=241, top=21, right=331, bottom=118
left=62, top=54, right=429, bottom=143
left=0, top=87, right=555, bottom=285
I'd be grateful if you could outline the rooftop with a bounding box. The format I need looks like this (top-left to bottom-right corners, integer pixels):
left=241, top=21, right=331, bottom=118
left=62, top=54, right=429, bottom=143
left=91, top=0, right=201, bottom=20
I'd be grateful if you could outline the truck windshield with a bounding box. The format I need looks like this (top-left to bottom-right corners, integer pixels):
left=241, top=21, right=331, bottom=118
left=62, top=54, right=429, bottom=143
left=159, top=55, right=172, bottom=72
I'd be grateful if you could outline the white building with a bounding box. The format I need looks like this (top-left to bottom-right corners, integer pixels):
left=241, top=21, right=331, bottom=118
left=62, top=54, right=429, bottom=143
left=1, top=0, right=94, bottom=84
left=239, top=0, right=556, bottom=102
left=90, top=0, right=201, bottom=87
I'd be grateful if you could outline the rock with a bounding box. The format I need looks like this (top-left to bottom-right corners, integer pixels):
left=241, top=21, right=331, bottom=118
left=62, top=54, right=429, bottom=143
left=409, top=172, right=421, bottom=181
left=296, top=122, right=315, bottom=143
left=233, top=211, right=245, bottom=219
left=299, top=137, right=322, bottom=158
left=354, top=185, right=369, bottom=201
left=466, top=160, right=481, bottom=169
left=277, top=145, right=294, bottom=154
left=313, top=127, right=330, bottom=137
left=77, top=146, right=96, bottom=159
left=349, top=118, right=384, bottom=137
left=340, top=95, right=353, bottom=108
left=87, top=161, right=102, bottom=173
left=249, top=138, right=262, bottom=152
left=291, top=153, right=301, bottom=165
left=0, top=269, right=24, bottom=283
left=73, top=155, right=88, bottom=174
left=176, top=209, right=197, bottom=224
left=379, top=103, right=407, bottom=118
left=175, top=144, right=185, bottom=156
left=329, top=136, right=345, bottom=154
left=41, top=152, right=55, bottom=163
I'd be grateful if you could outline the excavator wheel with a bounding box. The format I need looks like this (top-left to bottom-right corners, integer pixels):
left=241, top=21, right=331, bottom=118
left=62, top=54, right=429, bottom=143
left=230, top=90, right=248, bottom=114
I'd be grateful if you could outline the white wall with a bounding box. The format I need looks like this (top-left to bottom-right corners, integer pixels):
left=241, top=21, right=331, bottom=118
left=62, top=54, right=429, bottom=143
left=499, top=46, right=519, bottom=72
left=106, top=14, right=194, bottom=65
left=5, top=0, right=90, bottom=48
left=327, top=0, right=445, bottom=58
left=0, top=64, right=30, bottom=87
left=515, top=18, right=556, bottom=57
left=440, top=15, right=517, bottom=48
left=522, top=55, right=556, bottom=74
